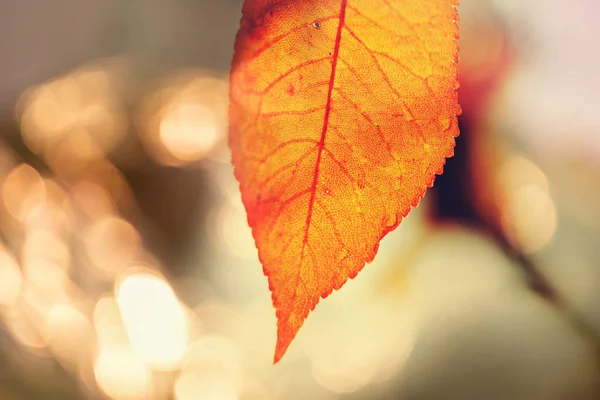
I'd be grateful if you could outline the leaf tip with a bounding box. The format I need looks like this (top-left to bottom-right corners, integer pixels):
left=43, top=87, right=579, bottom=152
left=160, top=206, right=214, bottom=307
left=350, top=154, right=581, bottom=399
left=273, top=341, right=288, bottom=364
left=273, top=312, right=304, bottom=364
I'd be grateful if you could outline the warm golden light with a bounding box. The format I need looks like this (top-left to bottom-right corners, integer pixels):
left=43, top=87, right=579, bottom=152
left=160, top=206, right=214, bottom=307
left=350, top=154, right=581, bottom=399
left=94, top=345, right=153, bottom=400
left=2, top=163, right=45, bottom=223
left=81, top=160, right=135, bottom=211
left=498, top=156, right=549, bottom=195
left=0, top=248, right=22, bottom=307
left=307, top=312, right=404, bottom=394
left=22, top=257, right=69, bottom=295
left=84, top=217, right=143, bottom=276
left=46, top=304, right=94, bottom=367
left=181, top=335, right=244, bottom=393
left=22, top=179, right=72, bottom=233
left=69, top=180, right=116, bottom=219
left=159, top=103, right=219, bottom=162
left=137, top=71, right=228, bottom=166
left=17, top=59, right=128, bottom=171
left=22, top=228, right=71, bottom=270
left=93, top=296, right=156, bottom=399
left=5, top=304, right=47, bottom=349
left=19, top=78, right=80, bottom=149
left=174, top=371, right=238, bottom=400
left=216, top=202, right=257, bottom=260
left=116, top=272, right=189, bottom=370
left=502, top=184, right=558, bottom=254
left=497, top=156, right=557, bottom=254
left=0, top=4, right=597, bottom=400
left=44, top=130, right=105, bottom=176
left=93, top=296, right=130, bottom=348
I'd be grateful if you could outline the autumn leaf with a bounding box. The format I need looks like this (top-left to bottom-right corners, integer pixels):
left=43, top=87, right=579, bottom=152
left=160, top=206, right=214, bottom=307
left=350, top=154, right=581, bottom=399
left=229, top=0, right=460, bottom=363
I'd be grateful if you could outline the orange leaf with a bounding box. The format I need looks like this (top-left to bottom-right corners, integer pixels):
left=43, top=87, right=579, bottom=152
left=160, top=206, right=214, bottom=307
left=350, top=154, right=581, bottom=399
left=229, top=0, right=460, bottom=363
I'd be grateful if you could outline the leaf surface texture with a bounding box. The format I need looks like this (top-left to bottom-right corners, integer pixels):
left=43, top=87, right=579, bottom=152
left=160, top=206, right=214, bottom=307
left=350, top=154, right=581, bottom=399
left=229, top=0, right=460, bottom=362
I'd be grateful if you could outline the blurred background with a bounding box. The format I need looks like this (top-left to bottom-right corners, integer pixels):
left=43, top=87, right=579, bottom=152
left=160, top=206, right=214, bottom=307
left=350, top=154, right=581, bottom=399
left=1, top=0, right=599, bottom=399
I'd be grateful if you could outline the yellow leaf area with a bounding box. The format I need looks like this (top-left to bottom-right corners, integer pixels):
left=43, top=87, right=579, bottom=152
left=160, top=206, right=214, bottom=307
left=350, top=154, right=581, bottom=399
left=229, top=0, right=460, bottom=363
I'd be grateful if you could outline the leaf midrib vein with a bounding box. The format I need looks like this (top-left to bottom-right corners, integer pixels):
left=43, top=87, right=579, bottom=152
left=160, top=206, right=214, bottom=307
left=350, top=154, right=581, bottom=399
left=301, top=0, right=348, bottom=257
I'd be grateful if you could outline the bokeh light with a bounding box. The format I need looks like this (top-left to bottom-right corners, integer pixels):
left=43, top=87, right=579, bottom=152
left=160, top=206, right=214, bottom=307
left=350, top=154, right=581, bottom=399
left=181, top=335, right=244, bottom=393
left=2, top=163, right=45, bottom=223
left=93, top=296, right=129, bottom=348
left=497, top=156, right=558, bottom=253
left=116, top=271, right=189, bottom=370
left=503, top=184, right=558, bottom=254
left=46, top=304, right=94, bottom=368
left=5, top=303, right=48, bottom=349
left=215, top=201, right=257, bottom=260
left=305, top=299, right=414, bottom=395
left=84, top=217, right=143, bottom=277
left=17, top=59, right=128, bottom=176
left=1, top=2, right=600, bottom=399
left=94, top=345, right=154, bottom=400
left=137, top=70, right=228, bottom=166
left=159, top=103, right=220, bottom=162
left=69, top=180, right=116, bottom=219
left=0, top=248, right=22, bottom=307
left=22, top=228, right=71, bottom=269
left=175, top=371, right=238, bottom=400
